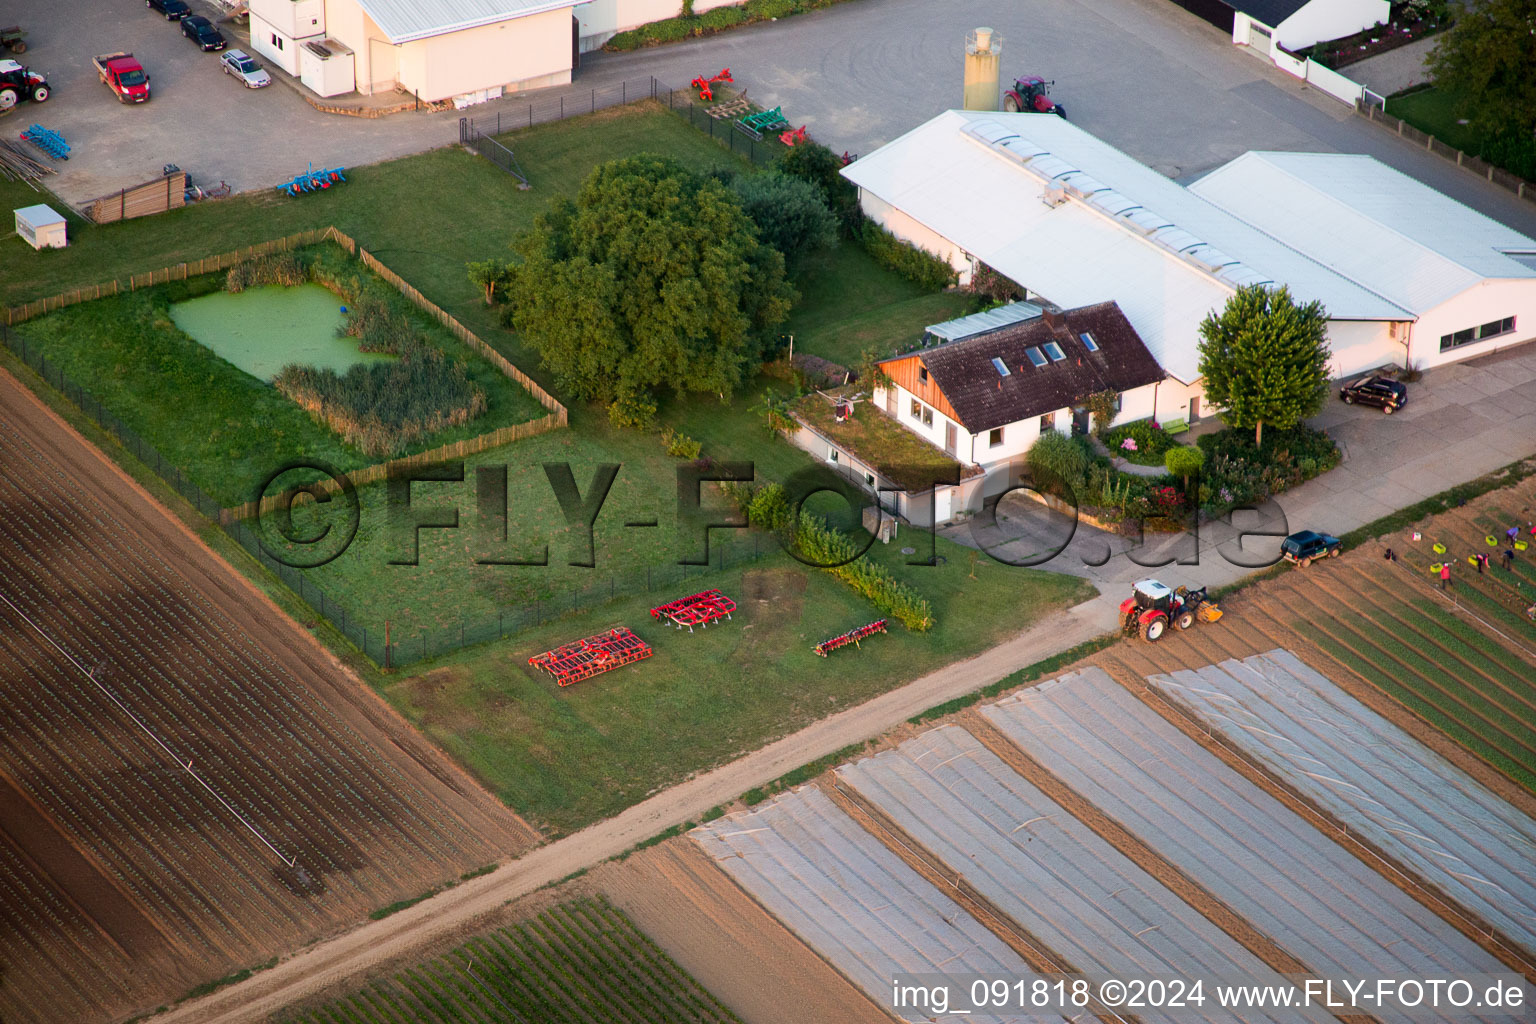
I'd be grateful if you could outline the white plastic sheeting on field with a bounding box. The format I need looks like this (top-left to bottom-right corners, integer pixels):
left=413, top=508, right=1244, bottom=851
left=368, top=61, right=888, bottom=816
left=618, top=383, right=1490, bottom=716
left=983, top=668, right=1515, bottom=1024
left=837, top=725, right=1331, bottom=1024
left=691, top=787, right=1046, bottom=1024
left=1149, top=648, right=1536, bottom=957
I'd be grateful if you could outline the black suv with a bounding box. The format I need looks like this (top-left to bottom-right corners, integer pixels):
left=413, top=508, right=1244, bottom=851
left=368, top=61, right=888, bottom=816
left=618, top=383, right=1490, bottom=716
left=1281, top=530, right=1342, bottom=568
left=182, top=16, right=226, bottom=50
left=1340, top=375, right=1407, bottom=414
left=147, top=0, right=192, bottom=19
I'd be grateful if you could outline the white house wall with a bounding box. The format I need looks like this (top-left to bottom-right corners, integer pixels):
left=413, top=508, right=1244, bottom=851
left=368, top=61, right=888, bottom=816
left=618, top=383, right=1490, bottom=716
left=323, top=0, right=393, bottom=93
left=1323, top=318, right=1402, bottom=378
left=1276, top=0, right=1387, bottom=50
left=1410, top=280, right=1536, bottom=370
left=249, top=0, right=325, bottom=38
left=248, top=13, right=322, bottom=75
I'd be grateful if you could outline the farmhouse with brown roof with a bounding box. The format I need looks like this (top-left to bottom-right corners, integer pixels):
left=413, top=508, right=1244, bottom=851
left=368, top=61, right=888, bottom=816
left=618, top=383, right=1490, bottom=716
left=789, top=301, right=1166, bottom=526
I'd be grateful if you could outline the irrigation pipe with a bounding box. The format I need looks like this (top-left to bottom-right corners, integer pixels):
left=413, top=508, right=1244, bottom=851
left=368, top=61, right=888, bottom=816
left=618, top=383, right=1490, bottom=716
left=0, top=588, right=297, bottom=867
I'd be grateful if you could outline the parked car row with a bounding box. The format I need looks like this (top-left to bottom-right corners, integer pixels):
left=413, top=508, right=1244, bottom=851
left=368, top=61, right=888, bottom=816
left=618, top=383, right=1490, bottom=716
left=142, top=0, right=271, bottom=91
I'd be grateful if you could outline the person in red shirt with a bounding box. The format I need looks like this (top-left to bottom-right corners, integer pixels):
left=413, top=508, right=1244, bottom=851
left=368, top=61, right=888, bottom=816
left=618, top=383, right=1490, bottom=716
left=1440, top=562, right=1452, bottom=590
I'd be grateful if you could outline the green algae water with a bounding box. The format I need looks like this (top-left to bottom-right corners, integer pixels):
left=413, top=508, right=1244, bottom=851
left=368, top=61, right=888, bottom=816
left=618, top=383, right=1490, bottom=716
left=169, top=284, right=394, bottom=381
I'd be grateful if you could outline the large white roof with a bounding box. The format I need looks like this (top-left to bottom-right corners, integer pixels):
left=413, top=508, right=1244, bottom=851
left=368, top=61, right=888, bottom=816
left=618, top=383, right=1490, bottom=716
left=353, top=0, right=581, bottom=43
left=1190, top=151, right=1536, bottom=314
left=842, top=110, right=1408, bottom=384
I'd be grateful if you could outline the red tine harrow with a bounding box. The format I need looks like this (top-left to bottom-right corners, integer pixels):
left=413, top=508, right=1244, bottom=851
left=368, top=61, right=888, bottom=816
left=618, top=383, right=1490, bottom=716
left=529, top=627, right=652, bottom=687
left=690, top=67, right=733, bottom=102
left=813, top=619, right=887, bottom=657
left=649, top=589, right=737, bottom=632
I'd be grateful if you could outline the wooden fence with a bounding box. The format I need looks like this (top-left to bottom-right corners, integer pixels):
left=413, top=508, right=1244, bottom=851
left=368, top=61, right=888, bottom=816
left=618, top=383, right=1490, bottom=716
left=3, top=228, right=332, bottom=324
left=4, top=224, right=569, bottom=518
left=85, top=170, right=188, bottom=224
left=1356, top=101, right=1535, bottom=204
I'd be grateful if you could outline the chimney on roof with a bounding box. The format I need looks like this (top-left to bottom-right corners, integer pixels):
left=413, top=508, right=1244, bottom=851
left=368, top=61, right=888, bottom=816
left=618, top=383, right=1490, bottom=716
left=1041, top=305, right=1066, bottom=334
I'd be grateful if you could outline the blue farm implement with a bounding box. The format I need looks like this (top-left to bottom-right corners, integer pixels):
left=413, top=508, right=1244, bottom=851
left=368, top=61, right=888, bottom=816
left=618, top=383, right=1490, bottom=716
left=19, top=123, right=66, bottom=159
left=278, top=163, right=345, bottom=197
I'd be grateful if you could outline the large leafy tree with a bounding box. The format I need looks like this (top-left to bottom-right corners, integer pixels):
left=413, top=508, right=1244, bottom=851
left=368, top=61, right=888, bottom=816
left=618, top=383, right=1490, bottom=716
left=504, top=156, right=796, bottom=427
left=1197, top=285, right=1332, bottom=446
left=731, top=170, right=837, bottom=268
left=1428, top=0, right=1536, bottom=140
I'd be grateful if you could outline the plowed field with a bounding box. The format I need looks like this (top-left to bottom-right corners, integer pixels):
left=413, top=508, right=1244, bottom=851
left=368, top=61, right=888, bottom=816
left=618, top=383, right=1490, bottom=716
left=0, top=369, right=538, bottom=1024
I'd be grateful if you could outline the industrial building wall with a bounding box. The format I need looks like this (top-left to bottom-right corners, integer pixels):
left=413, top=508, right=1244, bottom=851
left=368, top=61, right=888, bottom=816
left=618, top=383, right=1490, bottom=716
left=323, top=0, right=393, bottom=94
left=858, top=190, right=974, bottom=286
left=398, top=9, right=573, bottom=101
left=574, top=0, right=679, bottom=51
left=1411, top=280, right=1536, bottom=371
left=249, top=0, right=325, bottom=38
left=1275, top=0, right=1387, bottom=50
left=248, top=12, right=319, bottom=76
left=1324, top=317, right=1401, bottom=378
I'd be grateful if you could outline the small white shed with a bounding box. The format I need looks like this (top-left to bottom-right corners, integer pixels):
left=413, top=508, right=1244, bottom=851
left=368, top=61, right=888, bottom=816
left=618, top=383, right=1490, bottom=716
left=299, top=39, right=356, bottom=98
left=14, top=204, right=67, bottom=250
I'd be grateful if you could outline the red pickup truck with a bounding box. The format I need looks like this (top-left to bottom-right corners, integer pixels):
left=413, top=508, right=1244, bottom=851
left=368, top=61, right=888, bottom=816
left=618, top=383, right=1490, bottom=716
left=93, top=52, right=150, bottom=103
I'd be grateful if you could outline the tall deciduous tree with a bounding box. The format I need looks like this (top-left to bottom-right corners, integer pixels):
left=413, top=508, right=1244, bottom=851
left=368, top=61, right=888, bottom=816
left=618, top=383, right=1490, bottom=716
left=1428, top=0, right=1536, bottom=139
left=504, top=156, right=796, bottom=428
left=730, top=170, right=838, bottom=268
left=1197, top=285, right=1332, bottom=447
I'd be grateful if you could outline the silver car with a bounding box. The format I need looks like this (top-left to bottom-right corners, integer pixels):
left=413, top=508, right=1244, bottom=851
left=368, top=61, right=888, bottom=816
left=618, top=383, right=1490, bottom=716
left=220, top=49, right=271, bottom=88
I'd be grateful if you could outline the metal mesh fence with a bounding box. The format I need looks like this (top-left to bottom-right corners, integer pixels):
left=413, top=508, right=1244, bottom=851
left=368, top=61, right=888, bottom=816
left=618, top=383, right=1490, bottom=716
left=1, top=322, right=772, bottom=670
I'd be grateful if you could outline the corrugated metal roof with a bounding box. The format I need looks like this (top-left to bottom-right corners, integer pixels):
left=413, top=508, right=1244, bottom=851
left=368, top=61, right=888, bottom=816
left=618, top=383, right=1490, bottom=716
left=352, top=0, right=582, bottom=43
left=1190, top=151, right=1536, bottom=314
left=841, top=111, right=1407, bottom=383
left=924, top=300, right=1043, bottom=342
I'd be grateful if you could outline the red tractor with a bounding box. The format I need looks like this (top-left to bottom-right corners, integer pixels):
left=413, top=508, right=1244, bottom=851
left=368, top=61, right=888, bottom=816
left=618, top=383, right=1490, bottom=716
left=1002, top=75, right=1065, bottom=118
left=1119, top=579, right=1221, bottom=642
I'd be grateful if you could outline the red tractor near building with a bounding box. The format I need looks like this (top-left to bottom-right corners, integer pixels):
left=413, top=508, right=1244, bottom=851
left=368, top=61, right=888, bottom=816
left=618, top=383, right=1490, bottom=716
left=1119, top=579, right=1221, bottom=642
left=1002, top=75, right=1066, bottom=118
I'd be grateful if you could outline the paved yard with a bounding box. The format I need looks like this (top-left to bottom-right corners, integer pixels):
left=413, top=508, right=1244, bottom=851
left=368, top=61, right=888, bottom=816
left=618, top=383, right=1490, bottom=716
left=15, top=0, right=1536, bottom=240
left=1344, top=36, right=1437, bottom=98
left=944, top=341, right=1536, bottom=630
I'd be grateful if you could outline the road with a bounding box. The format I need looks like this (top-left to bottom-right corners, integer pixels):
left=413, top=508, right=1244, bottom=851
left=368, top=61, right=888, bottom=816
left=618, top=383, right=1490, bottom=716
left=151, top=604, right=1105, bottom=1024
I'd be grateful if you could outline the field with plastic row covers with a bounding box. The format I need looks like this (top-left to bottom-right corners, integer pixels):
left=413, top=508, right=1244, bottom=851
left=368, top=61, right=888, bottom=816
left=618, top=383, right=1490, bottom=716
left=278, top=897, right=741, bottom=1024
left=1149, top=649, right=1536, bottom=958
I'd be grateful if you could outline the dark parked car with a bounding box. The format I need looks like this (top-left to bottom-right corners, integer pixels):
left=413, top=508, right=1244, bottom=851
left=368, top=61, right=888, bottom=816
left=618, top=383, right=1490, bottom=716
left=1281, top=530, right=1342, bottom=568
left=1340, top=374, right=1407, bottom=414
left=181, top=16, right=226, bottom=51
left=146, top=0, right=191, bottom=19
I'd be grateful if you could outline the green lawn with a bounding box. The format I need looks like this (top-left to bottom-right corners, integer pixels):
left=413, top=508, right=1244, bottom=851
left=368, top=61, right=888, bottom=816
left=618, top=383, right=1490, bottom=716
left=2, top=102, right=1102, bottom=836
left=781, top=244, right=974, bottom=367
left=15, top=254, right=548, bottom=506
left=1389, top=86, right=1485, bottom=153
left=378, top=531, right=1092, bottom=834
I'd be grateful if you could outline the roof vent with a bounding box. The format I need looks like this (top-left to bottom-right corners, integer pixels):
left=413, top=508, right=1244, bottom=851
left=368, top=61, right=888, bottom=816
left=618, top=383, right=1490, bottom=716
left=1041, top=185, right=1067, bottom=208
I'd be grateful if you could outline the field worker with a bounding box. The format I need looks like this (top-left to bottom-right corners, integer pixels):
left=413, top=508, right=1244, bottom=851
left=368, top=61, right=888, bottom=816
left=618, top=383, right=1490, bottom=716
left=1504, top=547, right=1516, bottom=571
left=1477, top=553, right=1489, bottom=575
left=1509, top=526, right=1521, bottom=543
left=1440, top=563, right=1452, bottom=590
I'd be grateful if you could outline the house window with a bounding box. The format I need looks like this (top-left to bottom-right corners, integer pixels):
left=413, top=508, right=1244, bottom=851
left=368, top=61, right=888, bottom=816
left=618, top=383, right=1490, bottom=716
left=865, top=472, right=875, bottom=485
left=272, top=33, right=284, bottom=49
left=828, top=448, right=839, bottom=463
left=910, top=398, right=921, bottom=419
left=1025, top=347, right=1047, bottom=368
left=918, top=366, right=929, bottom=385
left=989, top=428, right=1004, bottom=448
left=1080, top=331, right=1099, bottom=352
left=1043, top=341, right=1066, bottom=362
left=991, top=357, right=1010, bottom=377
left=1039, top=412, right=1055, bottom=433
left=922, top=406, right=933, bottom=427
left=1441, top=316, right=1515, bottom=351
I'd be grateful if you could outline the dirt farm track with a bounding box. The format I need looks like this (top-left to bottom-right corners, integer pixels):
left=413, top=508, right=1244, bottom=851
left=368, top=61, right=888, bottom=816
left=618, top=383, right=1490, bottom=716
left=0, top=367, right=538, bottom=1024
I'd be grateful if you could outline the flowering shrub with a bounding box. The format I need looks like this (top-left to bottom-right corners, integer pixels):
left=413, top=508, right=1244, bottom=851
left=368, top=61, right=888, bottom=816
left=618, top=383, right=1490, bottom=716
left=1121, top=438, right=1138, bottom=451
left=1103, top=420, right=1178, bottom=466
left=1196, top=425, right=1340, bottom=518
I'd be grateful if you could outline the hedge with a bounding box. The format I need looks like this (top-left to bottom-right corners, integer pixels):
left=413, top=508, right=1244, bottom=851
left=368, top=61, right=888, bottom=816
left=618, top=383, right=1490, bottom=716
left=857, top=221, right=957, bottom=291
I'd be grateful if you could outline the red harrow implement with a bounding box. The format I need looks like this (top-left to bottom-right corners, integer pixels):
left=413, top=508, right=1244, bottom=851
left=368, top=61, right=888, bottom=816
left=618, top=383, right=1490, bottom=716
left=813, top=619, right=887, bottom=657
left=690, top=67, right=733, bottom=102
left=778, top=124, right=808, bottom=147
left=649, top=589, right=737, bottom=632
left=529, top=627, right=652, bottom=687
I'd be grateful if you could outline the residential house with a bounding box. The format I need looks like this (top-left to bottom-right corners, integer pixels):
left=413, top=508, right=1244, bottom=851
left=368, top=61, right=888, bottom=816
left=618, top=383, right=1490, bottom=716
left=1165, top=0, right=1388, bottom=50
left=788, top=301, right=1165, bottom=526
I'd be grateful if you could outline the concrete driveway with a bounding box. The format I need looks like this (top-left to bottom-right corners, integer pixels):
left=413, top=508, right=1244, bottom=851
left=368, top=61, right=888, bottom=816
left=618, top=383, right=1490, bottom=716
left=15, top=0, right=1536, bottom=241
left=943, top=341, right=1536, bottom=631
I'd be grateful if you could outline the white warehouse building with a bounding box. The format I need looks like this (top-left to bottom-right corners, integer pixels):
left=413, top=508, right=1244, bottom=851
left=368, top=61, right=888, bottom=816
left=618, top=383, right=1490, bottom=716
left=842, top=110, right=1536, bottom=426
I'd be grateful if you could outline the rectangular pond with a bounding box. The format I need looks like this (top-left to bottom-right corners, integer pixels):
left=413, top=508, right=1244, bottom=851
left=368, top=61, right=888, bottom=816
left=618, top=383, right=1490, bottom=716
left=169, top=283, right=394, bottom=381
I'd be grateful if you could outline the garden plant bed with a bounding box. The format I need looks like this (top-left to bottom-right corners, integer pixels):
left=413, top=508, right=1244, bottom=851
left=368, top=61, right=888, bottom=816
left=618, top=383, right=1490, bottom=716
left=1302, top=11, right=1448, bottom=70
left=792, top=388, right=971, bottom=493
